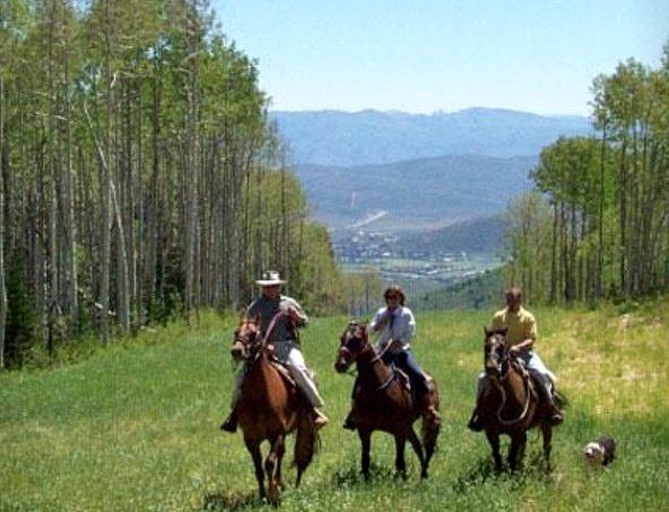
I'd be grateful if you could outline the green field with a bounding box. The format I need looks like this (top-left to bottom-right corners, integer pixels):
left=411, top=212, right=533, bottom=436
left=1, top=302, right=668, bottom=511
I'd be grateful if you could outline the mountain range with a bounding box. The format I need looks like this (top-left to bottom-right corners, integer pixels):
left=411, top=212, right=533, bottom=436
left=272, top=107, right=592, bottom=167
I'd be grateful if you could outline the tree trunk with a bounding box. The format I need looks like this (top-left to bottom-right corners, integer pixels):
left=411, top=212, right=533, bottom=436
left=0, top=76, right=7, bottom=369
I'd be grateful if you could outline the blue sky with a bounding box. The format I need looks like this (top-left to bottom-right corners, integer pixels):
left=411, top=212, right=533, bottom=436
left=211, top=1, right=667, bottom=116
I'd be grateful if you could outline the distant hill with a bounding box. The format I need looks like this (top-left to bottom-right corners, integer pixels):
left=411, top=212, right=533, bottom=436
left=396, top=215, right=504, bottom=256
left=273, top=108, right=592, bottom=166
left=295, top=154, right=536, bottom=233
left=413, top=265, right=505, bottom=311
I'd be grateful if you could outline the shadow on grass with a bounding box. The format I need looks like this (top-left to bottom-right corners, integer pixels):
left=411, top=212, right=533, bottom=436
left=332, top=461, right=415, bottom=487
left=202, top=491, right=263, bottom=511
left=452, top=454, right=554, bottom=494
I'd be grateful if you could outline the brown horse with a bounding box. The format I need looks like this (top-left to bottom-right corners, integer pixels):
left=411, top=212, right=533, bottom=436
left=334, top=320, right=440, bottom=479
left=479, top=327, right=556, bottom=471
left=229, top=315, right=318, bottom=505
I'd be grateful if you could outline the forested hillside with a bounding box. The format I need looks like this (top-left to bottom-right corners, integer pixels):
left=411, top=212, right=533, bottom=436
left=0, top=1, right=342, bottom=368
left=500, top=48, right=669, bottom=304
left=295, top=155, right=535, bottom=231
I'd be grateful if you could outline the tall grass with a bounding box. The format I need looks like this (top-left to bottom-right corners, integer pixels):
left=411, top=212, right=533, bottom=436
left=1, top=301, right=668, bottom=511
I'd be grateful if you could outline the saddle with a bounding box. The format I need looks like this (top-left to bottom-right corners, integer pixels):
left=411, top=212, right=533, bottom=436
left=271, top=359, right=297, bottom=387
left=509, top=357, right=561, bottom=404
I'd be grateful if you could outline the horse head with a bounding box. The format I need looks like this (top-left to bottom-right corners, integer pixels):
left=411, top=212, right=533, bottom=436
left=231, top=314, right=262, bottom=362
left=484, top=327, right=509, bottom=377
left=334, top=320, right=368, bottom=373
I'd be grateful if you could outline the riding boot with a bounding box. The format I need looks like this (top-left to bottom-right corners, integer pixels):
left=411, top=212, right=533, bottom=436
left=343, top=400, right=357, bottom=430
left=220, top=409, right=238, bottom=433
left=467, top=407, right=484, bottom=432
left=537, top=380, right=563, bottom=426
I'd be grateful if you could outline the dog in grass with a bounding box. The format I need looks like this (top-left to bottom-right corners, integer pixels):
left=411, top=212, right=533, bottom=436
left=584, top=436, right=617, bottom=466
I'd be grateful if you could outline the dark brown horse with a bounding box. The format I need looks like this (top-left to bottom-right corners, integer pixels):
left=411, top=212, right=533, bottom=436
left=479, top=327, right=555, bottom=471
left=229, top=314, right=318, bottom=505
left=334, top=320, right=440, bottom=479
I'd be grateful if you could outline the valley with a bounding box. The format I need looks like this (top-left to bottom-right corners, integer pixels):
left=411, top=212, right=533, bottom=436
left=277, top=107, right=592, bottom=303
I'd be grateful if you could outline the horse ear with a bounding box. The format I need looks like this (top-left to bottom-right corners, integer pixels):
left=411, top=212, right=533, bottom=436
left=238, top=308, right=246, bottom=321
left=484, top=325, right=491, bottom=336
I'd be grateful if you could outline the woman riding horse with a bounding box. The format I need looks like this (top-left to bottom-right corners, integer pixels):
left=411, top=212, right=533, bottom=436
left=335, top=319, right=440, bottom=479
left=343, top=286, right=440, bottom=429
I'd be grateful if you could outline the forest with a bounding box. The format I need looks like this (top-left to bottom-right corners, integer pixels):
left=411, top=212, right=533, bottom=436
left=501, top=44, right=669, bottom=306
left=0, top=0, right=343, bottom=368
left=1, top=1, right=668, bottom=370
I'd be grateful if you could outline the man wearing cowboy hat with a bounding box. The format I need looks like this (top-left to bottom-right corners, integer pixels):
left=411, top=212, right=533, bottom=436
left=221, top=270, right=329, bottom=432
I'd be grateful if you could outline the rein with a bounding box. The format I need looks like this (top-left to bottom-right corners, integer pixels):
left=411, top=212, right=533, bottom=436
left=261, top=310, right=288, bottom=346
left=492, top=359, right=532, bottom=425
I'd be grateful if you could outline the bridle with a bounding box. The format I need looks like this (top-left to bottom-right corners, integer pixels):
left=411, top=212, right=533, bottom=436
left=335, top=320, right=366, bottom=372
left=231, top=319, right=262, bottom=363
left=485, top=331, right=510, bottom=377
left=336, top=320, right=396, bottom=390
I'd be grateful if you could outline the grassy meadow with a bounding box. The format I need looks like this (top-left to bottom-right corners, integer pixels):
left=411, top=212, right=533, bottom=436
left=1, top=299, right=668, bottom=511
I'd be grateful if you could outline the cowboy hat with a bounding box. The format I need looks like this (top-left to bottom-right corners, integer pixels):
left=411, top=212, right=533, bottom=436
left=255, top=270, right=286, bottom=286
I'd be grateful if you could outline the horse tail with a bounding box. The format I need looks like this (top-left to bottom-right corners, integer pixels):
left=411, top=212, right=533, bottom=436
left=421, top=383, right=440, bottom=466
left=293, top=412, right=320, bottom=487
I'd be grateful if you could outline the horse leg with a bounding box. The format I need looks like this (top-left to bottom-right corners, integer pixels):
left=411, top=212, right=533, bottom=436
left=422, top=414, right=440, bottom=472
left=393, top=436, right=408, bottom=480
left=508, top=431, right=527, bottom=471
left=244, top=438, right=266, bottom=500
left=485, top=430, right=503, bottom=472
left=358, top=429, right=372, bottom=480
left=541, top=422, right=553, bottom=471
left=404, top=428, right=428, bottom=479
left=265, top=435, right=285, bottom=506
left=275, top=435, right=286, bottom=491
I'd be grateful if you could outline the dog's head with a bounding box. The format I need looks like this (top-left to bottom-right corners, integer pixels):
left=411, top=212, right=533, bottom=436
left=584, top=441, right=606, bottom=464
left=584, top=436, right=616, bottom=466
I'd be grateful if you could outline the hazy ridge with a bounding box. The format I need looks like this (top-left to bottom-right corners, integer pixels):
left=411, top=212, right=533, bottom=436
left=273, top=107, right=592, bottom=167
